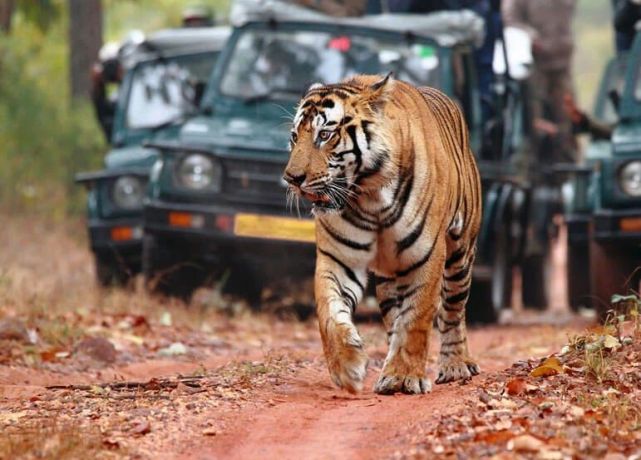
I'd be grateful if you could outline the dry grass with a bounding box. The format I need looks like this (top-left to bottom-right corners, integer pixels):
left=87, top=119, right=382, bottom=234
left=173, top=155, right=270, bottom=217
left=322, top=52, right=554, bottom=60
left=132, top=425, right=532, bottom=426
left=0, top=215, right=246, bottom=340
left=0, top=419, right=119, bottom=460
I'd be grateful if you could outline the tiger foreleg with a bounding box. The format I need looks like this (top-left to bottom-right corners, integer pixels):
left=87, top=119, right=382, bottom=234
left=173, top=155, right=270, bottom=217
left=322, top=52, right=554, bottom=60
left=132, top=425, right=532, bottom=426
left=373, top=268, right=442, bottom=395
left=436, top=245, right=479, bottom=384
left=315, top=253, right=369, bottom=393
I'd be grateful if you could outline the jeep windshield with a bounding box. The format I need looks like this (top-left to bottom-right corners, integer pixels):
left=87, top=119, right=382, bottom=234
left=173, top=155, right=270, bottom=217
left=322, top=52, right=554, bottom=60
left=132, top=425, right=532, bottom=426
left=125, top=52, right=215, bottom=130
left=219, top=28, right=440, bottom=101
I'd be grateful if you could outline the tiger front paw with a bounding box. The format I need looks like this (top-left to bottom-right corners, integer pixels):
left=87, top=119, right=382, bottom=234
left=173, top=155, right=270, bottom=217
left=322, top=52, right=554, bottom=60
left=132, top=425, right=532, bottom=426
left=435, top=356, right=480, bottom=384
left=374, top=373, right=432, bottom=395
left=323, top=321, right=368, bottom=393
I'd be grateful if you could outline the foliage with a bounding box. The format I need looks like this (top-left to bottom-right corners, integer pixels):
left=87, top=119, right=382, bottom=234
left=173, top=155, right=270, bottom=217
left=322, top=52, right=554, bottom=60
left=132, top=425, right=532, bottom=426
left=0, top=4, right=104, bottom=217
left=0, top=0, right=230, bottom=218
left=103, top=0, right=231, bottom=40
left=573, top=0, right=614, bottom=109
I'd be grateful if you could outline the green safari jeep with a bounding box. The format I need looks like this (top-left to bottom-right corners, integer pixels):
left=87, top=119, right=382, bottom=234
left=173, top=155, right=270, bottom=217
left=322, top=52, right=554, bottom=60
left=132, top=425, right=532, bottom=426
left=142, top=12, right=553, bottom=323
left=586, top=32, right=641, bottom=318
left=76, top=27, right=229, bottom=287
left=563, top=52, right=628, bottom=311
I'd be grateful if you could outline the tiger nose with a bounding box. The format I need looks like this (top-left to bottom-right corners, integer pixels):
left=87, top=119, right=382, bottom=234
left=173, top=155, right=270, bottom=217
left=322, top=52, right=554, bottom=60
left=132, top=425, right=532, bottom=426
left=283, top=172, right=306, bottom=187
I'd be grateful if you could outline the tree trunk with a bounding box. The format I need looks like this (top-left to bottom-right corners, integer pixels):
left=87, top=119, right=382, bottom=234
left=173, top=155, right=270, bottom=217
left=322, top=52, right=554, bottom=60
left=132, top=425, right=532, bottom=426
left=0, top=0, right=16, bottom=33
left=69, top=0, right=102, bottom=100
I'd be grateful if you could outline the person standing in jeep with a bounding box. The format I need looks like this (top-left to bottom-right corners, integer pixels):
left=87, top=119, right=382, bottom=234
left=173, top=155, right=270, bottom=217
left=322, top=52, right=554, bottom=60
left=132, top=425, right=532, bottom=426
left=614, top=0, right=641, bottom=53
left=503, top=0, right=577, bottom=163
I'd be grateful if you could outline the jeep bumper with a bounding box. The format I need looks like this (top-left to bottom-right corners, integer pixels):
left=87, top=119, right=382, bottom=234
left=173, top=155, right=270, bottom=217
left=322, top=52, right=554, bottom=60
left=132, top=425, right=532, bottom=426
left=144, top=200, right=316, bottom=276
left=88, top=218, right=144, bottom=274
left=592, top=208, right=641, bottom=242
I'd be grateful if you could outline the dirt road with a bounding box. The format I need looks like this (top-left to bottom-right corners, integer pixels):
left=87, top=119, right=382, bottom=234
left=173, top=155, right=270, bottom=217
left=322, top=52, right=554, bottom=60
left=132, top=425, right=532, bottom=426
left=0, top=216, right=606, bottom=459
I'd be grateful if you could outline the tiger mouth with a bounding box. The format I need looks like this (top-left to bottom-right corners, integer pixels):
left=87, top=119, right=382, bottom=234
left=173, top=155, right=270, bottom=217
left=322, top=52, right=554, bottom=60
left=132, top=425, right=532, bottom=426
left=302, top=191, right=341, bottom=210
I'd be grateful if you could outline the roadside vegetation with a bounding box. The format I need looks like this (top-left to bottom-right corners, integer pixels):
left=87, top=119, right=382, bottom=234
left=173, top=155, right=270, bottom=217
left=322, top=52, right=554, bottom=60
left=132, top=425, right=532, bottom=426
left=0, top=0, right=229, bottom=217
left=405, top=301, right=641, bottom=458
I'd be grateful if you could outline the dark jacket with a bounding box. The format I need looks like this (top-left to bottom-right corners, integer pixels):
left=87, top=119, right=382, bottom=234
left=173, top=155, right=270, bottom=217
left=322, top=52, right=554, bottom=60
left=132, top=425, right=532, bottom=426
left=614, top=0, right=641, bottom=52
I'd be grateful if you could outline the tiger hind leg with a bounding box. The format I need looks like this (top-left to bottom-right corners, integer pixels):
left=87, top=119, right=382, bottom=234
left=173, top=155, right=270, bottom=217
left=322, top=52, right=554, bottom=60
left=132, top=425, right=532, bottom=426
left=436, top=241, right=480, bottom=384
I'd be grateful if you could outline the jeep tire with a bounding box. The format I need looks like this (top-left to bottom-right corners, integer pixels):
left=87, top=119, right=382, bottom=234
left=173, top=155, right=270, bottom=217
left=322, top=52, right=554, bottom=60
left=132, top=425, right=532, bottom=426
left=589, top=239, right=640, bottom=321
left=567, top=239, right=590, bottom=311
left=94, top=251, right=134, bottom=288
left=521, top=251, right=551, bottom=310
left=142, top=234, right=207, bottom=302
left=468, top=226, right=512, bottom=324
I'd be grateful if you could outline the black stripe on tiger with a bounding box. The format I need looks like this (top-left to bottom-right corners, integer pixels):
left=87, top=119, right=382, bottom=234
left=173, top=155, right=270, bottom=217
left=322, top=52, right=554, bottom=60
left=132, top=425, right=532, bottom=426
left=396, top=234, right=437, bottom=278
left=381, top=171, right=414, bottom=228
left=320, top=220, right=371, bottom=251
left=318, top=248, right=364, bottom=292
left=381, top=283, right=424, bottom=317
left=444, top=289, right=469, bottom=306
left=340, top=208, right=378, bottom=231
left=395, top=196, right=432, bottom=255
left=357, top=149, right=389, bottom=183
left=322, top=273, right=358, bottom=313
left=445, top=246, right=466, bottom=269
left=444, top=264, right=471, bottom=282
left=346, top=125, right=363, bottom=173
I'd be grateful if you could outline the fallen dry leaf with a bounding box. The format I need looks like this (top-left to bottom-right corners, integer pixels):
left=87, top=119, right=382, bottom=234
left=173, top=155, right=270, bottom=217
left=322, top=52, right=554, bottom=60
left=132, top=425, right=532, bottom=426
left=506, top=378, right=527, bottom=396
left=508, top=434, right=545, bottom=452
left=602, top=335, right=621, bottom=350
left=131, top=420, right=151, bottom=436
left=530, top=357, right=563, bottom=378
left=474, top=429, right=514, bottom=444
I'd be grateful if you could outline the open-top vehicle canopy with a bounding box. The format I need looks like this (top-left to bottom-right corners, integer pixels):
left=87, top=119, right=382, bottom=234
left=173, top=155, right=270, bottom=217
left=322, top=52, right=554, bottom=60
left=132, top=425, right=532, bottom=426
left=230, top=0, right=485, bottom=48
left=120, top=26, right=231, bottom=69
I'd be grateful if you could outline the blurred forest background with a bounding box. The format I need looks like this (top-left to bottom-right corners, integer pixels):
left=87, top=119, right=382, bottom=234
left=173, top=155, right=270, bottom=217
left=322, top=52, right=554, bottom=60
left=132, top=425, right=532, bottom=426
left=0, top=0, right=612, bottom=218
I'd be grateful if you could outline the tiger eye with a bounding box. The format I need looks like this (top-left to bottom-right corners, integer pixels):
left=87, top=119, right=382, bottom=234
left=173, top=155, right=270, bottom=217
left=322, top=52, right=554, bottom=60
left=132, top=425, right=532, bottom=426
left=318, top=130, right=332, bottom=141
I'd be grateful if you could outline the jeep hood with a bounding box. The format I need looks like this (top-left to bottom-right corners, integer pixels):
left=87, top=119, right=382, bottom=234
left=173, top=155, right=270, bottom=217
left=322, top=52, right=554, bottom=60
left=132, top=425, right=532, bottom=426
left=612, top=122, right=641, bottom=156
left=178, top=115, right=290, bottom=156
left=104, top=145, right=160, bottom=170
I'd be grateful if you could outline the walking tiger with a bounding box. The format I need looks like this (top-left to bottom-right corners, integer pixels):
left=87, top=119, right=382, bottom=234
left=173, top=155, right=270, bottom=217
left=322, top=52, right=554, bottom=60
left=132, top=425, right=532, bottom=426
left=283, top=74, right=482, bottom=394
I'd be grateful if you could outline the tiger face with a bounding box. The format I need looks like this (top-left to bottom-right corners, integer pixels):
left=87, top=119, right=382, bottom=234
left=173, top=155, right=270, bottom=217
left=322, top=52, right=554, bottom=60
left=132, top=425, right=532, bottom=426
left=283, top=75, right=393, bottom=214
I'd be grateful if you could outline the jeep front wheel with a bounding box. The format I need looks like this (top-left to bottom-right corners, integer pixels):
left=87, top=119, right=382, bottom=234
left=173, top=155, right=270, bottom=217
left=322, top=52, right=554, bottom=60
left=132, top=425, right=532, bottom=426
left=567, top=240, right=590, bottom=311
left=589, top=239, right=640, bottom=321
left=521, top=251, right=551, bottom=310
left=142, top=234, right=207, bottom=302
left=94, top=251, right=134, bottom=288
left=468, top=227, right=513, bottom=324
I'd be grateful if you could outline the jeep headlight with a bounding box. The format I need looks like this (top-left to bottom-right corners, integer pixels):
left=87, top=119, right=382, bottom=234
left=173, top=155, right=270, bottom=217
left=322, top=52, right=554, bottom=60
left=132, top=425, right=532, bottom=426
left=619, top=161, right=641, bottom=197
left=112, top=175, right=145, bottom=210
left=177, top=153, right=220, bottom=191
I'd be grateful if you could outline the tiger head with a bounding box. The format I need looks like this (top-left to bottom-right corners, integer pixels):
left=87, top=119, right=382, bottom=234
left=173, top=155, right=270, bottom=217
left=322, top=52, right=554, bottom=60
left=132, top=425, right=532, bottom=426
left=283, top=74, right=395, bottom=214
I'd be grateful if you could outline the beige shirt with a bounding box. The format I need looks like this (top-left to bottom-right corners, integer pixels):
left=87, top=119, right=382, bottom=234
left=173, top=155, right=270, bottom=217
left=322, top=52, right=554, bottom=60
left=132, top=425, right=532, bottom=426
left=502, top=0, right=576, bottom=71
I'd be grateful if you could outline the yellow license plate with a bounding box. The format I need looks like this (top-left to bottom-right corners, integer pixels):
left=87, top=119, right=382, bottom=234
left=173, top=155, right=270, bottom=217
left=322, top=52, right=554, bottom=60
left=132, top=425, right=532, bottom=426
left=234, top=213, right=316, bottom=243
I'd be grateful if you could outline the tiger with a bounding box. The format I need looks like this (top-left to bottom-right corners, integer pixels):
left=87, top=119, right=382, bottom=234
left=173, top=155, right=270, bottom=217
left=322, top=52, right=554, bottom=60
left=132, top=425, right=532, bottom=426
left=283, top=74, right=482, bottom=394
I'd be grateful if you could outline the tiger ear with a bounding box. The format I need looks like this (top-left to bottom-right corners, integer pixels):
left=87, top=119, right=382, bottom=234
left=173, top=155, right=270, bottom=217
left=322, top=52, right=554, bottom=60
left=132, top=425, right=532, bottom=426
left=307, top=82, right=324, bottom=92
left=370, top=72, right=393, bottom=93
left=366, top=72, right=394, bottom=111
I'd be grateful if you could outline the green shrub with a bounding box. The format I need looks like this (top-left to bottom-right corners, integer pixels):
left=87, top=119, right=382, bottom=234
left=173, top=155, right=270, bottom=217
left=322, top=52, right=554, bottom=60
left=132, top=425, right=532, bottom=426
left=0, top=17, right=104, bottom=217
